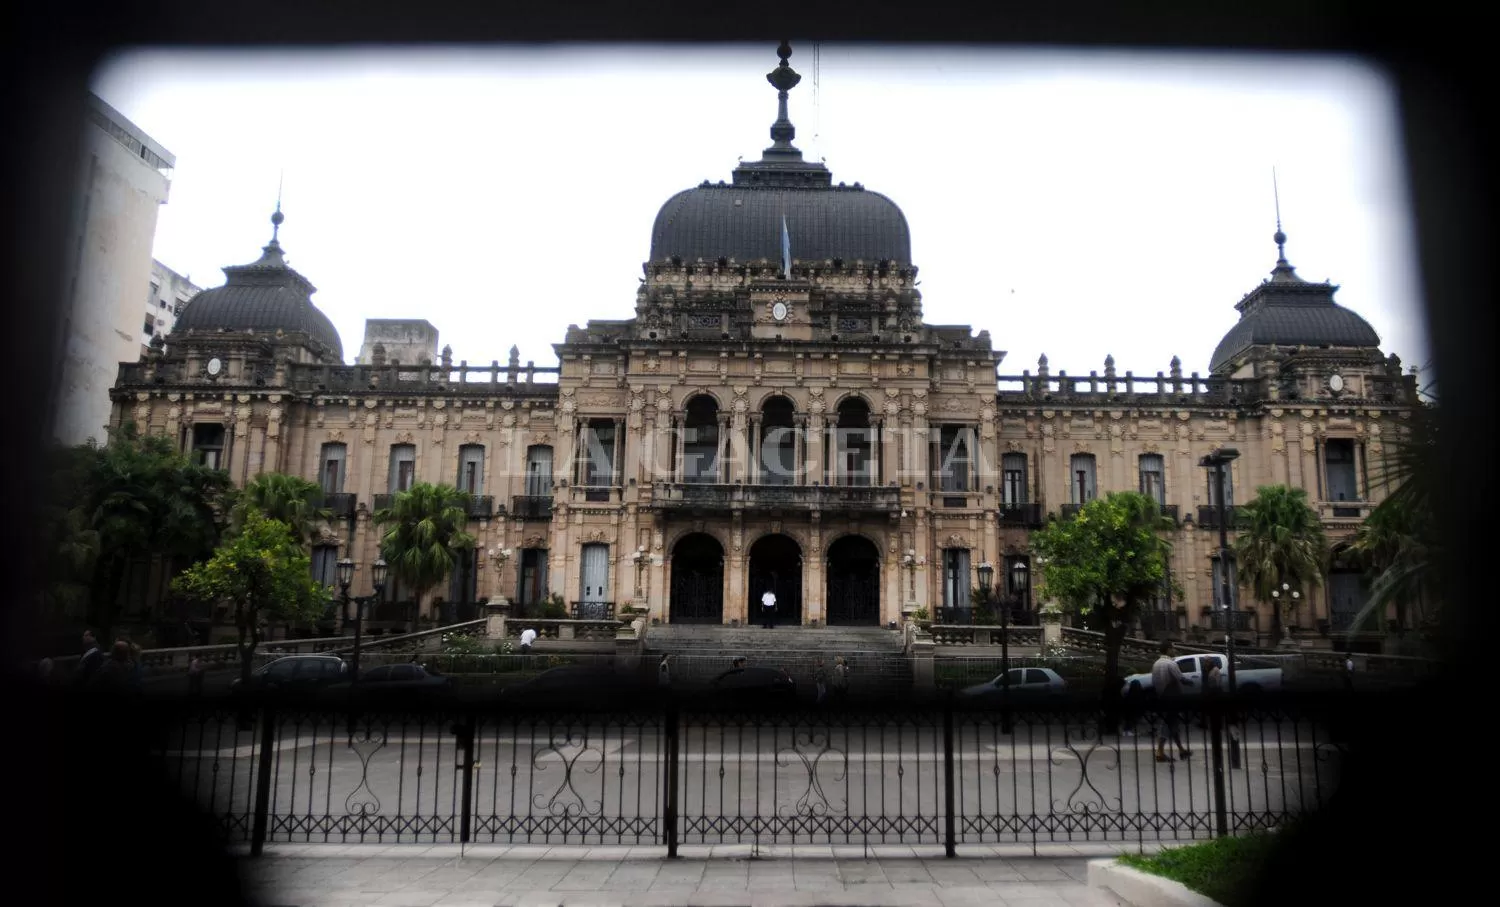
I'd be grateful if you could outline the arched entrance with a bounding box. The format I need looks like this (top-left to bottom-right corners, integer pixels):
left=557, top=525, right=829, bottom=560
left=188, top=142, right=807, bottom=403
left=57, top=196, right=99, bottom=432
left=669, top=533, right=724, bottom=624
left=826, top=535, right=880, bottom=626
left=748, top=534, right=803, bottom=626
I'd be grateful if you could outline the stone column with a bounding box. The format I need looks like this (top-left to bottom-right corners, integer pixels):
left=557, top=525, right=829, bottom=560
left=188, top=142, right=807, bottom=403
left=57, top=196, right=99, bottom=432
left=673, top=413, right=687, bottom=483
left=612, top=418, right=625, bottom=488
left=1041, top=603, right=1063, bottom=650
left=910, top=633, right=936, bottom=691
left=748, top=414, right=763, bottom=484
left=793, top=414, right=807, bottom=485
left=806, top=415, right=825, bottom=485
left=485, top=598, right=510, bottom=640
left=869, top=417, right=882, bottom=486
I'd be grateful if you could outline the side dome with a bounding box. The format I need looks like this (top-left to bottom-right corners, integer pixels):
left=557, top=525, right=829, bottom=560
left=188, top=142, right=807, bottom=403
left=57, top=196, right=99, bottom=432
left=650, top=183, right=912, bottom=265
left=171, top=210, right=344, bottom=361
left=1209, top=233, right=1380, bottom=374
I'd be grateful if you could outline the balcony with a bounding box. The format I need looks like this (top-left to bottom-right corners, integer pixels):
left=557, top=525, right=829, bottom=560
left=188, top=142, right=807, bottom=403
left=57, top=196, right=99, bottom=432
left=1158, top=504, right=1180, bottom=525
left=1059, top=503, right=1083, bottom=519
left=1318, top=500, right=1373, bottom=521
left=1196, top=505, right=1239, bottom=528
left=1208, top=609, right=1256, bottom=632
left=463, top=494, right=495, bottom=519
left=512, top=495, right=553, bottom=520
left=372, top=494, right=395, bottom=513
left=998, top=502, right=1043, bottom=527
left=571, top=601, right=616, bottom=621
left=319, top=492, right=357, bottom=519
left=654, top=483, right=900, bottom=514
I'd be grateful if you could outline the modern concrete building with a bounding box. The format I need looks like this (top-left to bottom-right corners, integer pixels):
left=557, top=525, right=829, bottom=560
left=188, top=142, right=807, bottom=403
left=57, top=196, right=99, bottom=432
left=53, top=94, right=176, bottom=446
left=108, top=45, right=1422, bottom=652
left=145, top=260, right=201, bottom=358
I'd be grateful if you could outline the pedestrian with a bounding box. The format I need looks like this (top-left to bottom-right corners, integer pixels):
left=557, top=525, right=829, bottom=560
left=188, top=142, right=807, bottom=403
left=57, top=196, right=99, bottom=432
left=518, top=626, right=538, bottom=655
left=75, top=630, right=104, bottom=688
left=1150, top=640, right=1192, bottom=762
left=94, top=641, right=139, bottom=694
left=658, top=654, right=672, bottom=688
left=1122, top=679, right=1145, bottom=738
left=832, top=656, right=850, bottom=703
left=187, top=655, right=205, bottom=698
left=760, top=588, right=777, bottom=629
left=1343, top=653, right=1355, bottom=691
left=813, top=658, right=829, bottom=704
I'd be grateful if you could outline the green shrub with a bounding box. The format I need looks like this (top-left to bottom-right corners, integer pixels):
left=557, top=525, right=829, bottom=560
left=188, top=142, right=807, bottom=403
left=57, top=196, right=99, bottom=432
left=1117, top=832, right=1281, bottom=907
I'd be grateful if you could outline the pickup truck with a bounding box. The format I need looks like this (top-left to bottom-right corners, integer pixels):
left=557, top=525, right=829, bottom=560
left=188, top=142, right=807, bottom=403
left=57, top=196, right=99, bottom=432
left=1122, top=653, right=1282, bottom=696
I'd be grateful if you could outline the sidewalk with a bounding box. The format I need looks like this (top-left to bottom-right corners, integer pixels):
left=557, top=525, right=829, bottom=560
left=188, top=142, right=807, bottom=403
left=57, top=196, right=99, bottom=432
left=238, top=843, right=1150, bottom=906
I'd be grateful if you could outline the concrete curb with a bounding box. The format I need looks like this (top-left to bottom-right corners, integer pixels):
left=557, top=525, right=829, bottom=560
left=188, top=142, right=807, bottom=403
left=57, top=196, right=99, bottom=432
left=1088, top=858, right=1226, bottom=907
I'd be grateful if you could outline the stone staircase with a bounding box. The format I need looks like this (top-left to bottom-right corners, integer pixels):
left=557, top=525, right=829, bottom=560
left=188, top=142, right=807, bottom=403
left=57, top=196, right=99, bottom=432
left=645, top=625, right=913, bottom=695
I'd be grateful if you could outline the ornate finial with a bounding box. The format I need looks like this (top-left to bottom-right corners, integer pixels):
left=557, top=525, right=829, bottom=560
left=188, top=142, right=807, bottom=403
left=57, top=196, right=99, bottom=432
left=441, top=344, right=453, bottom=367
left=371, top=342, right=387, bottom=366
left=271, top=172, right=285, bottom=242
left=1170, top=355, right=1182, bottom=379
left=765, top=41, right=803, bottom=153
left=508, top=344, right=521, bottom=367
left=1104, top=354, right=1116, bottom=378
left=1272, top=166, right=1287, bottom=261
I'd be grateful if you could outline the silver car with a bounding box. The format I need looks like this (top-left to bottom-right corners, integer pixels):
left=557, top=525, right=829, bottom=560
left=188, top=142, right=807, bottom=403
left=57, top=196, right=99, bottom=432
left=960, top=666, right=1068, bottom=699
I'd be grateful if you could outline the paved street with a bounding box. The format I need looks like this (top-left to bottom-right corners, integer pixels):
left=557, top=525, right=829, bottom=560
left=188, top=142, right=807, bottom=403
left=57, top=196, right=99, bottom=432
left=239, top=845, right=1133, bottom=907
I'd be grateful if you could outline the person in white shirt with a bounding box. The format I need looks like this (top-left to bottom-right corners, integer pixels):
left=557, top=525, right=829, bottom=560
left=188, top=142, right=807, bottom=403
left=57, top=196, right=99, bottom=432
left=519, top=627, right=538, bottom=654
left=1150, top=640, right=1192, bottom=763
left=761, top=589, right=777, bottom=629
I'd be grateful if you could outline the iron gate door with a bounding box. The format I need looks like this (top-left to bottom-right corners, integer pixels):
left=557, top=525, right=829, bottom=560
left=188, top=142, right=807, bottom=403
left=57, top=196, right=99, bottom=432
left=827, top=564, right=880, bottom=625
left=579, top=543, right=610, bottom=620
left=670, top=561, right=724, bottom=624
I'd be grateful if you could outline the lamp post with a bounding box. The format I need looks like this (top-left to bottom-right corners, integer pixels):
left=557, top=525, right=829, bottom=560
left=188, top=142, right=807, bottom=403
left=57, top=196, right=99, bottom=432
left=1198, top=447, right=1240, bottom=693
left=1271, top=582, right=1301, bottom=645
left=338, top=557, right=388, bottom=679
left=977, top=559, right=1008, bottom=698
left=1011, top=558, right=1031, bottom=626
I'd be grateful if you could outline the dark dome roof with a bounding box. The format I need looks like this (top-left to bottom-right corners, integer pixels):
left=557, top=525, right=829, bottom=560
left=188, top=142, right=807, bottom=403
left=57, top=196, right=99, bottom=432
left=1209, top=240, right=1380, bottom=373
left=172, top=216, right=343, bottom=360
left=650, top=183, right=912, bottom=266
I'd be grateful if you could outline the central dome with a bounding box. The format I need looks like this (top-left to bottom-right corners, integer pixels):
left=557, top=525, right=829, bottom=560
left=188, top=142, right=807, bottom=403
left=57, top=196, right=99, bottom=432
left=649, top=42, right=912, bottom=268
left=650, top=183, right=912, bottom=266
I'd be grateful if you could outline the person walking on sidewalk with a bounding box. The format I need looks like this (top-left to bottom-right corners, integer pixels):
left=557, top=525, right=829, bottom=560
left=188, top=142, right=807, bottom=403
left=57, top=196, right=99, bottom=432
left=832, top=656, right=850, bottom=703
left=760, top=588, right=777, bottom=629
left=813, top=658, right=829, bottom=704
left=187, top=655, right=205, bottom=698
left=1151, top=640, right=1192, bottom=762
left=658, top=654, right=672, bottom=689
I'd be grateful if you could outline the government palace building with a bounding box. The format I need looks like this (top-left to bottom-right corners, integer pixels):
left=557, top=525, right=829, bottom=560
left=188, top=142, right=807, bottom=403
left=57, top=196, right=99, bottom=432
left=108, top=45, right=1421, bottom=651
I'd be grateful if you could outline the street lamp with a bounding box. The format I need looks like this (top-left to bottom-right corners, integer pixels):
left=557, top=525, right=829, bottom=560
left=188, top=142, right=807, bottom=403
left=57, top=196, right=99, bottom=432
left=1270, top=583, right=1301, bottom=644
left=977, top=560, right=1010, bottom=716
left=1198, top=447, right=1240, bottom=693
left=339, top=558, right=388, bottom=679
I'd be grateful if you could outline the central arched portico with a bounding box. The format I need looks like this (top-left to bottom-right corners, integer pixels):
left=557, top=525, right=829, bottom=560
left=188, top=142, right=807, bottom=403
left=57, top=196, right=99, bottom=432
left=669, top=533, right=724, bottom=624
left=747, top=534, right=803, bottom=626
left=826, top=534, right=881, bottom=626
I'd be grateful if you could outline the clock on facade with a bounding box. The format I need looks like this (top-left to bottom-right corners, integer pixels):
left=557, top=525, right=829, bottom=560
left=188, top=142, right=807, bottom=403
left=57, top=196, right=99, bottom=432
left=206, top=358, right=223, bottom=376
left=772, top=300, right=789, bottom=322
left=1327, top=373, right=1344, bottom=393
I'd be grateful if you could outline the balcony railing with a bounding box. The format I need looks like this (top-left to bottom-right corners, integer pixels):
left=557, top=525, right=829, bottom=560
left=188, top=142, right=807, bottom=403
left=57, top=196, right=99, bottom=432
left=512, top=495, right=553, bottom=520
left=654, top=483, right=900, bottom=514
left=570, top=601, right=616, bottom=621
left=1139, top=611, right=1181, bottom=636
left=319, top=492, right=357, bottom=519
left=998, top=502, right=1043, bottom=527
left=1059, top=503, right=1083, bottom=519
left=463, top=494, right=495, bottom=519
left=1158, top=504, right=1180, bottom=525
left=1196, top=505, right=1239, bottom=528
left=372, top=494, right=395, bottom=513
left=1208, top=609, right=1257, bottom=632
left=1319, top=501, right=1373, bottom=521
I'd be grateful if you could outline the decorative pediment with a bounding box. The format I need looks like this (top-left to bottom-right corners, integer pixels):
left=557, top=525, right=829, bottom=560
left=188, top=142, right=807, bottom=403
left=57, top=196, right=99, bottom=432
left=393, top=430, right=415, bottom=444
left=943, top=534, right=970, bottom=549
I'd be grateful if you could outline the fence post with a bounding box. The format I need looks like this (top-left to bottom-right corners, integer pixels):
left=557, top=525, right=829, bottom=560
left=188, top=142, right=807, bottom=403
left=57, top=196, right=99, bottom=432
left=454, top=716, right=475, bottom=844
left=1208, top=701, right=1229, bottom=838
left=249, top=704, right=277, bottom=857
left=943, top=700, right=957, bottom=858
left=663, top=705, right=680, bottom=859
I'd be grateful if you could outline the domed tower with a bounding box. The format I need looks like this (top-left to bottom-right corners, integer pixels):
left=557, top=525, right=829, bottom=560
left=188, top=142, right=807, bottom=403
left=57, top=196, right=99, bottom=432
left=1209, top=226, right=1407, bottom=404
left=169, top=206, right=344, bottom=366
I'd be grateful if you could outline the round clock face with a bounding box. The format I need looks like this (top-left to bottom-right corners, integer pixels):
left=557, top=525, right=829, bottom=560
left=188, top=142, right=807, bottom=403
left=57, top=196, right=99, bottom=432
left=207, top=358, right=222, bottom=376
left=1328, top=373, right=1344, bottom=392
left=772, top=301, right=789, bottom=322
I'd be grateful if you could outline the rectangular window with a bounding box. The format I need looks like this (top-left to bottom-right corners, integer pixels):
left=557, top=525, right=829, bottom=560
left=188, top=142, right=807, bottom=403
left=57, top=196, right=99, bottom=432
left=310, top=546, right=339, bottom=587
left=1001, top=453, right=1028, bottom=506
left=388, top=444, right=416, bottom=494
left=448, top=548, right=478, bottom=603
left=583, top=421, right=616, bottom=486
left=942, top=548, right=971, bottom=612
left=525, top=445, right=554, bottom=497
left=1070, top=453, right=1097, bottom=504
left=143, top=318, right=155, bottom=336
left=937, top=425, right=973, bottom=493
left=148, top=282, right=159, bottom=305
left=319, top=443, right=347, bottom=494
left=457, top=444, right=484, bottom=494
left=190, top=423, right=225, bottom=470
left=1212, top=556, right=1239, bottom=609
left=1206, top=461, right=1235, bottom=507
left=518, top=549, right=549, bottom=606
left=1138, top=453, right=1166, bottom=505
left=1325, top=439, right=1359, bottom=502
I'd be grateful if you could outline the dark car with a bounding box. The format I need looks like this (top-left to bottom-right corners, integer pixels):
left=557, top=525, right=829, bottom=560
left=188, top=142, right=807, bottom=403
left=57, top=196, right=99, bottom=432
left=231, top=655, right=348, bottom=695
left=326, top=663, right=454, bottom=701
left=710, top=666, right=797, bottom=702
left=502, top=665, right=647, bottom=705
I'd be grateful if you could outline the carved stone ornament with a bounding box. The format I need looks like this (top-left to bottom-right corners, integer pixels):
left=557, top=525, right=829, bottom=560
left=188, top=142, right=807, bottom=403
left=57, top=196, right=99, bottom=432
left=393, top=431, right=415, bottom=444
left=585, top=529, right=609, bottom=543
left=326, top=430, right=345, bottom=443
left=1005, top=439, right=1024, bottom=451
left=943, top=534, right=970, bottom=549
left=523, top=535, right=547, bottom=549
left=464, top=431, right=483, bottom=445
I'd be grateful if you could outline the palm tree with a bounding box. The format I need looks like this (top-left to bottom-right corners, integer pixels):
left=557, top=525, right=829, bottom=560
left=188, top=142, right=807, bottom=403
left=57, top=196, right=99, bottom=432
left=372, top=482, right=476, bottom=619
left=1232, top=485, right=1328, bottom=647
left=232, top=472, right=331, bottom=545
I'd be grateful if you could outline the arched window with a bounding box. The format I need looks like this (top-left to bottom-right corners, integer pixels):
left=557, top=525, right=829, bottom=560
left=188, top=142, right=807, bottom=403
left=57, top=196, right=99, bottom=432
left=683, top=395, right=721, bottom=483
left=759, top=396, right=797, bottom=485
left=834, top=397, right=873, bottom=487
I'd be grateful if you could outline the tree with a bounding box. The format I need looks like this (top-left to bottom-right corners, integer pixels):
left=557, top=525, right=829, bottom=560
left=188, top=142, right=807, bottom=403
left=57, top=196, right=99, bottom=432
left=1351, top=400, right=1442, bottom=635
left=42, top=426, right=232, bottom=639
left=372, top=482, right=476, bottom=617
left=1031, top=492, right=1179, bottom=683
left=1232, top=485, right=1329, bottom=646
left=232, top=472, right=331, bottom=545
left=171, top=510, right=330, bottom=685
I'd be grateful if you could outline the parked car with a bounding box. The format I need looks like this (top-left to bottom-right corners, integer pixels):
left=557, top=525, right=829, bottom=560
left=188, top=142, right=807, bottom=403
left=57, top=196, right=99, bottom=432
left=710, top=666, right=797, bottom=702
left=959, top=667, right=1067, bottom=701
left=231, top=655, right=347, bottom=695
left=1122, top=653, right=1282, bottom=696
left=325, top=663, right=454, bottom=701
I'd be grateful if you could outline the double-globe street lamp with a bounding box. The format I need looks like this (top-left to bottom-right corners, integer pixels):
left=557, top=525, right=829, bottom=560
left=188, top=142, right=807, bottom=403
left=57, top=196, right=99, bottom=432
left=1271, top=582, right=1300, bottom=645
left=976, top=560, right=1012, bottom=729
left=336, top=557, right=388, bottom=679
left=1198, top=447, right=1240, bottom=693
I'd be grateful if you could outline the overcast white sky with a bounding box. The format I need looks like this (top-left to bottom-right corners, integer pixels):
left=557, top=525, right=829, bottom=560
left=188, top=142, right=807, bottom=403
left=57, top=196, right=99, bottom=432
left=93, top=44, right=1428, bottom=380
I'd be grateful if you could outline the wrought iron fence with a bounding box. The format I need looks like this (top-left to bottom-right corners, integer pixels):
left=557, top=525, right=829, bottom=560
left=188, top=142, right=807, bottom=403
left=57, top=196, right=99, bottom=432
left=152, top=694, right=1352, bottom=856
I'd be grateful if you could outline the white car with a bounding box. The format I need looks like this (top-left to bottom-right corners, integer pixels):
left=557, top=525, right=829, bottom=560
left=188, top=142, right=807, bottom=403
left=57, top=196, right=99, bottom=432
left=960, top=666, right=1068, bottom=699
left=1122, top=653, right=1282, bottom=696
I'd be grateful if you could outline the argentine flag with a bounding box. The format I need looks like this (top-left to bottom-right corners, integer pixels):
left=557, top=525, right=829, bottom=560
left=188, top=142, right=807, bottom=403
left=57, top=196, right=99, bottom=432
left=781, top=215, right=792, bottom=279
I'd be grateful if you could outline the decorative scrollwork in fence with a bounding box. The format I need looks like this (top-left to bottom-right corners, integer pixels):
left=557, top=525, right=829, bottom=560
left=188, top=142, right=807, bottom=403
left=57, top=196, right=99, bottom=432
left=775, top=729, right=849, bottom=818
left=531, top=730, right=606, bottom=818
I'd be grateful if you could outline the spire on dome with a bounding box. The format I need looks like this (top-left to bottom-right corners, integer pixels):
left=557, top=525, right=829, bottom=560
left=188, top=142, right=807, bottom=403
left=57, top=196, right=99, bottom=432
left=732, top=42, right=831, bottom=187
left=1269, top=167, right=1303, bottom=284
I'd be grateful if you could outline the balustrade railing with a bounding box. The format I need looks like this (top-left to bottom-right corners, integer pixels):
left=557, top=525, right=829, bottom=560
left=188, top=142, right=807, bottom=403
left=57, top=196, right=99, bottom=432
left=1209, top=609, right=1257, bottom=632
left=1196, top=505, right=1239, bottom=528
left=654, top=482, right=900, bottom=513
left=511, top=495, right=553, bottom=519
left=997, top=502, right=1043, bottom=526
